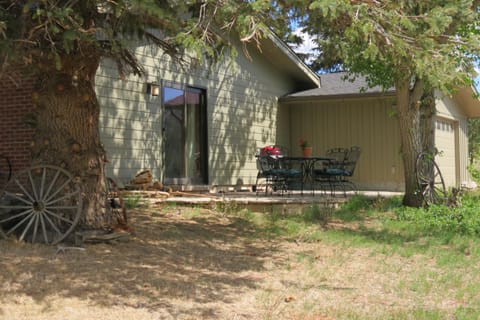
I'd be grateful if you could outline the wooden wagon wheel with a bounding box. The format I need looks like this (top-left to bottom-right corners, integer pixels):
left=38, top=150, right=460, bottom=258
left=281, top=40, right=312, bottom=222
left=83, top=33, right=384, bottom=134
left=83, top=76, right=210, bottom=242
left=416, top=152, right=447, bottom=206
left=0, top=165, right=82, bottom=245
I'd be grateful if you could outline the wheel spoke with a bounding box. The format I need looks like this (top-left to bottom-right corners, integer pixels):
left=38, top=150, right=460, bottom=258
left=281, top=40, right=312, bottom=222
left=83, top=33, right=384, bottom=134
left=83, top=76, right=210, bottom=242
left=39, top=213, right=49, bottom=244
left=43, top=205, right=79, bottom=210
left=44, top=208, right=75, bottom=225
left=434, top=187, right=446, bottom=199
left=45, top=189, right=80, bottom=206
left=422, top=187, right=431, bottom=199
left=2, top=191, right=32, bottom=206
left=18, top=214, right=36, bottom=241
left=417, top=170, right=430, bottom=181
left=43, top=169, right=61, bottom=202
left=0, top=204, right=32, bottom=210
left=44, top=177, right=73, bottom=203
left=42, top=211, right=63, bottom=236
left=433, top=193, right=441, bottom=203
left=39, top=167, right=47, bottom=200
left=31, top=213, right=40, bottom=243
left=5, top=211, right=35, bottom=236
left=0, top=208, right=33, bottom=224
left=28, top=171, right=40, bottom=202
left=19, top=212, right=39, bottom=242
left=14, top=178, right=35, bottom=203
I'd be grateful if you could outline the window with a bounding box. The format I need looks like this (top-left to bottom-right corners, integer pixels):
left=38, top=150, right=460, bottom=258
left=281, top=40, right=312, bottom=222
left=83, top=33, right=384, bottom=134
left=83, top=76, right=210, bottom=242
left=162, top=82, right=208, bottom=185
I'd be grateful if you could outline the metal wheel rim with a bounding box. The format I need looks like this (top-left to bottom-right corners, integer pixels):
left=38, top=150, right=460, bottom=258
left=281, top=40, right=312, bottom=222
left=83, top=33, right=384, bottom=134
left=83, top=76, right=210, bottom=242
left=0, top=165, right=82, bottom=245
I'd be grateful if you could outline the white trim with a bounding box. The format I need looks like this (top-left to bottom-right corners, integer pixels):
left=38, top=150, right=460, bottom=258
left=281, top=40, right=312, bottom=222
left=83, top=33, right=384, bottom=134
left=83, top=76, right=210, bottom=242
left=266, top=32, right=321, bottom=88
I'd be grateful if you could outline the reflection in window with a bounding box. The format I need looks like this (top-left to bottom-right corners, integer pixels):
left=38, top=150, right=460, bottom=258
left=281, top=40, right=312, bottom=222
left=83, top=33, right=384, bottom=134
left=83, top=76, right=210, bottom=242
left=163, top=84, right=207, bottom=184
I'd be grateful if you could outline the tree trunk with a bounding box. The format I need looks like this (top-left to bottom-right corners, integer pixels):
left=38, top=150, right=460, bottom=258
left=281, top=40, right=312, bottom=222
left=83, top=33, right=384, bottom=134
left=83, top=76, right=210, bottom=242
left=30, top=60, right=112, bottom=229
left=396, top=78, right=425, bottom=207
left=420, top=88, right=436, bottom=154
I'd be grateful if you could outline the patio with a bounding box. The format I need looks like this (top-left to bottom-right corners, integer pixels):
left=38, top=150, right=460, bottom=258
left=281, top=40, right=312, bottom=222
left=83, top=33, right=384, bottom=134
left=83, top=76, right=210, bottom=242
left=124, top=189, right=404, bottom=211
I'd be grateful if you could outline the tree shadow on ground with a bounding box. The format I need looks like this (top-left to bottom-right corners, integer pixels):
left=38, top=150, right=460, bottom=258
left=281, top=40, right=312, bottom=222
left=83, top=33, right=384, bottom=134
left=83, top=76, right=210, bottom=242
left=0, top=207, right=281, bottom=319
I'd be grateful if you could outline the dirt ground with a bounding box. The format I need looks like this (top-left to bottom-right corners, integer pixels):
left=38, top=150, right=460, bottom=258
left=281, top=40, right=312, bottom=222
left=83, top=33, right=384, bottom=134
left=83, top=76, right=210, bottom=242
left=0, top=205, right=469, bottom=319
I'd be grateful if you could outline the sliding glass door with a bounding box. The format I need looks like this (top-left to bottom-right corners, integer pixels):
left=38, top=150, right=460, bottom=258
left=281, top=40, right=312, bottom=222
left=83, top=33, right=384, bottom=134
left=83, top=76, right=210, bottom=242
left=163, top=83, right=207, bottom=185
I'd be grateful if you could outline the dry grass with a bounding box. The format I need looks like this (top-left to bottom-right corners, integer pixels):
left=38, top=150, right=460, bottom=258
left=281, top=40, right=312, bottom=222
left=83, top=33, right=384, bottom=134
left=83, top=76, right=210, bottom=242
left=0, top=204, right=478, bottom=319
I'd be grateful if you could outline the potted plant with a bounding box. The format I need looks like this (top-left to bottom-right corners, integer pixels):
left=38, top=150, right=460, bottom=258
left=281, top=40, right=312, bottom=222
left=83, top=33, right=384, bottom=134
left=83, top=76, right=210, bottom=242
left=299, top=138, right=313, bottom=157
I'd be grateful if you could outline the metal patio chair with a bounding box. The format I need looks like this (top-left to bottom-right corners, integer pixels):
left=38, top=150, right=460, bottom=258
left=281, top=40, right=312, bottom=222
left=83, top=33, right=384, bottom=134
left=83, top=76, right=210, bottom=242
left=313, top=147, right=348, bottom=196
left=255, top=145, right=284, bottom=195
left=276, top=156, right=304, bottom=195
left=337, top=146, right=361, bottom=194
left=313, top=146, right=360, bottom=196
left=255, top=154, right=279, bottom=195
left=255, top=146, right=303, bottom=196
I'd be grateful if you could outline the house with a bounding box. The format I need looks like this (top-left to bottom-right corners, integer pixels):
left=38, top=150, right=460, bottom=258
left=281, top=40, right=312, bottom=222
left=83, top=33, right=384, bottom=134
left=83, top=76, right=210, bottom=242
left=1, top=33, right=479, bottom=193
left=280, top=72, right=480, bottom=191
left=94, top=33, right=319, bottom=189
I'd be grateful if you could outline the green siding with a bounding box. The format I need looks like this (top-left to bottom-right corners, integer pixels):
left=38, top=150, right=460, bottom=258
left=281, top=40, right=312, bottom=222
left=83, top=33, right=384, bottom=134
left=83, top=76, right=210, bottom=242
left=96, top=42, right=298, bottom=187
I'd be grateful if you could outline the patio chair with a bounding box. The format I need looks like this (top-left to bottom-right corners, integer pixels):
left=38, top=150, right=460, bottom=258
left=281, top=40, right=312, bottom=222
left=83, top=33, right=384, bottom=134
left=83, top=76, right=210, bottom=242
left=337, top=146, right=361, bottom=194
left=275, top=156, right=304, bottom=195
left=255, top=146, right=303, bottom=196
left=255, top=154, right=279, bottom=195
left=313, top=147, right=360, bottom=196
left=255, top=145, right=285, bottom=195
left=326, top=148, right=349, bottom=163
left=312, top=147, right=348, bottom=195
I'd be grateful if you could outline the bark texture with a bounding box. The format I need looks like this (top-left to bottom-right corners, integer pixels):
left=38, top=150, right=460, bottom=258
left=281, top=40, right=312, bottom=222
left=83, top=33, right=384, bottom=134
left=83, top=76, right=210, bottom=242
left=30, top=58, right=112, bottom=229
left=396, top=79, right=425, bottom=207
left=420, top=88, right=436, bottom=154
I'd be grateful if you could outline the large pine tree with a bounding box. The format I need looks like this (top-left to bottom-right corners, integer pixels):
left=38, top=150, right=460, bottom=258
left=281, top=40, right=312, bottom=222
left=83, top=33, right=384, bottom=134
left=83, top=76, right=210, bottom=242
left=0, top=1, right=283, bottom=228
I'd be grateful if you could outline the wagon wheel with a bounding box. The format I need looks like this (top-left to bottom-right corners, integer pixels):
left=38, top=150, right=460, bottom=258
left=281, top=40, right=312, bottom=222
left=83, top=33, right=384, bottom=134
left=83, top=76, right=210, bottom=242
left=0, top=165, right=82, bottom=245
left=416, top=152, right=447, bottom=206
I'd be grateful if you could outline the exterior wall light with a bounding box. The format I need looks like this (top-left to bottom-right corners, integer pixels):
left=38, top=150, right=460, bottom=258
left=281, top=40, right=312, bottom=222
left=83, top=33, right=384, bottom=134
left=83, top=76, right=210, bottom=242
left=146, top=82, right=159, bottom=96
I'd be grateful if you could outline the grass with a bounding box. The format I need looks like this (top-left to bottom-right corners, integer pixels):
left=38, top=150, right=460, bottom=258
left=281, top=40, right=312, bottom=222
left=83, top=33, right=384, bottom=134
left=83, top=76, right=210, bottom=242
left=3, top=192, right=480, bottom=319
left=220, top=193, right=480, bottom=318
left=123, top=194, right=145, bottom=209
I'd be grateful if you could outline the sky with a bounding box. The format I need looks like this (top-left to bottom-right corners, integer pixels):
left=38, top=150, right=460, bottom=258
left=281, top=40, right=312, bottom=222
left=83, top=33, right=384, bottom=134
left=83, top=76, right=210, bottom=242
left=292, top=28, right=480, bottom=93
left=291, top=28, right=317, bottom=62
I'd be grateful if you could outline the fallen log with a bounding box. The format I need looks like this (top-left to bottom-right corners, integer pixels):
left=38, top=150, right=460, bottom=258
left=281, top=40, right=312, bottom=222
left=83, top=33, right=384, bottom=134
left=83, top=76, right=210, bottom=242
left=75, top=229, right=131, bottom=245
left=170, top=191, right=218, bottom=198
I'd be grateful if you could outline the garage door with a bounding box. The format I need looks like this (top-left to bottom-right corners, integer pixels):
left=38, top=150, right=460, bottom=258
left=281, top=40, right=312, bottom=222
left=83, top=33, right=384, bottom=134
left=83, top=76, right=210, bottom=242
left=435, top=118, right=457, bottom=188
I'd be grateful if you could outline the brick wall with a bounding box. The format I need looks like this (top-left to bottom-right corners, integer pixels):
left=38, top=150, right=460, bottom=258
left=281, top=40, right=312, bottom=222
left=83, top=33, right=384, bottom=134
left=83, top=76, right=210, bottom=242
left=0, top=77, right=35, bottom=173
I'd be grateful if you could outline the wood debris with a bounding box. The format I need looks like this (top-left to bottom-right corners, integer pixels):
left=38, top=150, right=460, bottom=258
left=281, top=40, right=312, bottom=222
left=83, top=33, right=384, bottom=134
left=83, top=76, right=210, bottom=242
left=74, top=229, right=132, bottom=245
left=55, top=245, right=87, bottom=255
left=132, top=170, right=153, bottom=185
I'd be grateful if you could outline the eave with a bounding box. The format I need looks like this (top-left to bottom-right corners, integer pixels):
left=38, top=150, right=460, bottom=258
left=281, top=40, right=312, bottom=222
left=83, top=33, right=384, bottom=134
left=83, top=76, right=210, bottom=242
left=452, top=86, right=480, bottom=118
left=257, top=32, right=321, bottom=90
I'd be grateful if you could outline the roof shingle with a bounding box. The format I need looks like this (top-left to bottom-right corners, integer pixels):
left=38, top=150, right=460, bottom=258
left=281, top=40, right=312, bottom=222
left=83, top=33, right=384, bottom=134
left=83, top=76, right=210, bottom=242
left=283, top=72, right=395, bottom=99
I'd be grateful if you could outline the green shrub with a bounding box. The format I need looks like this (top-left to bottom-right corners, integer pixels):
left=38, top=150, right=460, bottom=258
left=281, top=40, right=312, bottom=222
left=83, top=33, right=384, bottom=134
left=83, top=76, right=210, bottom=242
left=395, top=193, right=480, bottom=236
left=334, top=195, right=402, bottom=222
left=124, top=194, right=143, bottom=209
left=468, top=164, right=480, bottom=184
left=341, top=194, right=371, bottom=212
left=302, top=204, right=331, bottom=225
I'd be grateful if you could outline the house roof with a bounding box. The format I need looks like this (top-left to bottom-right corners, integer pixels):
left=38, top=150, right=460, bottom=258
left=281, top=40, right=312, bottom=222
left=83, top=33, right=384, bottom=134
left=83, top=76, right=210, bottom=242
left=255, top=32, right=321, bottom=90
left=280, top=72, right=395, bottom=102
left=281, top=72, right=480, bottom=118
